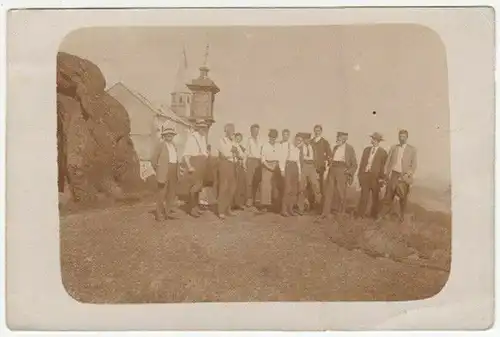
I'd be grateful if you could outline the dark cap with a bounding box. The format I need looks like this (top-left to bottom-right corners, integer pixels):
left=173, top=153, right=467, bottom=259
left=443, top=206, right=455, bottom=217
left=250, top=123, right=260, bottom=129
left=268, top=129, right=278, bottom=138
left=297, top=132, right=311, bottom=140
left=337, top=131, right=348, bottom=137
left=399, top=129, right=409, bottom=136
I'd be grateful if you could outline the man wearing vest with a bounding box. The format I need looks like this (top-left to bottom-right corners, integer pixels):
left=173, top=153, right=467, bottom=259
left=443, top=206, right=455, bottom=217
left=217, top=123, right=238, bottom=219
left=245, top=124, right=262, bottom=209
left=378, top=129, right=418, bottom=223
left=321, top=131, right=358, bottom=218
left=297, top=134, right=322, bottom=214
left=356, top=132, right=388, bottom=219
left=260, top=129, right=281, bottom=213
left=182, top=119, right=209, bottom=217
left=150, top=124, right=179, bottom=222
left=310, top=124, right=332, bottom=204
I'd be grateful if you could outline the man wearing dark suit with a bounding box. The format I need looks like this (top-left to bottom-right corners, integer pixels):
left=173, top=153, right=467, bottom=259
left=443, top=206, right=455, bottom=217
left=321, top=131, right=357, bottom=217
left=150, top=125, right=179, bottom=222
left=356, top=132, right=388, bottom=219
left=310, top=124, right=332, bottom=204
left=378, top=129, right=418, bottom=223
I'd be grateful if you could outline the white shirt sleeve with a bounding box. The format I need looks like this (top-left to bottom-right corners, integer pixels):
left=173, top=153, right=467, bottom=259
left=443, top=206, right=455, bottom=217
left=279, top=143, right=289, bottom=173
left=219, top=137, right=234, bottom=158
left=260, top=143, right=268, bottom=163
left=182, top=134, right=198, bottom=158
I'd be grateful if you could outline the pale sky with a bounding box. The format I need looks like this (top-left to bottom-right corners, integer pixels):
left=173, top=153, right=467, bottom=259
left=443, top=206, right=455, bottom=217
left=59, top=25, right=451, bottom=186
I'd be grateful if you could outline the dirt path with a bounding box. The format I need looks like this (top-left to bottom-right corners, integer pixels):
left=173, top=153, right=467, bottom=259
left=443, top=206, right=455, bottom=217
left=60, top=203, right=449, bottom=303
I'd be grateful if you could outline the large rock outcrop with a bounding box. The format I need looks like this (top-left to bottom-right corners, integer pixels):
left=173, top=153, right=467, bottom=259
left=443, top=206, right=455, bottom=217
left=57, top=52, right=143, bottom=202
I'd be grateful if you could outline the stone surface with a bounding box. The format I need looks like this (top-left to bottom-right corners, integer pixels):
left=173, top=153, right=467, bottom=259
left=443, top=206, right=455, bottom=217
left=57, top=52, right=143, bottom=202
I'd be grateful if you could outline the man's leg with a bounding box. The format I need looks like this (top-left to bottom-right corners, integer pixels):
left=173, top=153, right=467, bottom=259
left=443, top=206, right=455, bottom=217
left=289, top=164, right=299, bottom=214
left=164, top=166, right=179, bottom=218
left=297, top=168, right=308, bottom=213
left=155, top=182, right=168, bottom=221
left=227, top=162, right=237, bottom=214
left=378, top=172, right=398, bottom=219
left=335, top=168, right=348, bottom=214
left=321, top=171, right=334, bottom=217
left=398, top=184, right=410, bottom=222
left=309, top=166, right=322, bottom=212
left=188, top=156, right=204, bottom=217
left=260, top=166, right=272, bottom=211
left=281, top=165, right=291, bottom=216
left=356, top=174, right=370, bottom=217
left=245, top=158, right=258, bottom=207
left=318, top=167, right=325, bottom=205
left=370, top=176, right=382, bottom=219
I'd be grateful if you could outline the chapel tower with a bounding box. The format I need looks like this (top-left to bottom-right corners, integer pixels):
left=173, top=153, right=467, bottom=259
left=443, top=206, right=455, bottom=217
left=186, top=44, right=220, bottom=128
left=170, top=47, right=192, bottom=117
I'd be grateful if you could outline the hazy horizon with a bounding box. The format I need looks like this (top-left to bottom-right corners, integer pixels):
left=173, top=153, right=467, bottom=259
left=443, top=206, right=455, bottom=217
left=59, top=24, right=451, bottom=188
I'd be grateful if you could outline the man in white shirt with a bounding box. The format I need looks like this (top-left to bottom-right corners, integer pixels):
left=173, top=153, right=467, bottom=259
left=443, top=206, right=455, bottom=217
left=150, top=124, right=179, bottom=222
left=260, top=129, right=281, bottom=212
left=356, top=132, right=388, bottom=219
left=182, top=119, right=209, bottom=217
left=217, top=123, right=238, bottom=219
left=245, top=124, right=262, bottom=208
left=280, top=134, right=303, bottom=217
left=297, top=134, right=322, bottom=214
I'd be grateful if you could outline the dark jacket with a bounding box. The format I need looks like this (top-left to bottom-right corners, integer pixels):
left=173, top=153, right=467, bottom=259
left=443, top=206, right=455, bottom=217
left=330, top=143, right=358, bottom=176
left=358, top=146, right=388, bottom=180
left=311, top=137, right=332, bottom=171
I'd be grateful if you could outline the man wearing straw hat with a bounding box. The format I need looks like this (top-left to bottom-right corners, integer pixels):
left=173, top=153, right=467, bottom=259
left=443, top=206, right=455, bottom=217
left=150, top=123, right=180, bottom=222
left=182, top=119, right=209, bottom=217
left=356, top=132, right=388, bottom=219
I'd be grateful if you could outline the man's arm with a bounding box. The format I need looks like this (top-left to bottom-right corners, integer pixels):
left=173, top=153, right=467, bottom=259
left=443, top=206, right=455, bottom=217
left=348, top=145, right=358, bottom=175
left=378, top=149, right=388, bottom=180
left=150, top=141, right=162, bottom=171
left=384, top=146, right=394, bottom=177
left=357, top=148, right=367, bottom=177
left=182, top=135, right=196, bottom=171
left=407, top=147, right=418, bottom=176
left=324, top=139, right=332, bottom=164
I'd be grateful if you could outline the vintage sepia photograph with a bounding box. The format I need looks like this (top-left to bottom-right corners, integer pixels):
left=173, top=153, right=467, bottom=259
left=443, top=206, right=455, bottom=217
left=56, top=24, right=453, bottom=304
left=5, top=4, right=497, bottom=331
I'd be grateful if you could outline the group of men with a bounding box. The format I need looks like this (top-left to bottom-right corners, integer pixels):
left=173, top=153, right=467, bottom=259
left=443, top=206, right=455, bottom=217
left=150, top=119, right=417, bottom=223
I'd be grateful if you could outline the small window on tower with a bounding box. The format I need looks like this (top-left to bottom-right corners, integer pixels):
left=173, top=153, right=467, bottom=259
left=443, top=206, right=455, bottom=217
left=187, top=96, right=190, bottom=103
left=179, top=96, right=183, bottom=104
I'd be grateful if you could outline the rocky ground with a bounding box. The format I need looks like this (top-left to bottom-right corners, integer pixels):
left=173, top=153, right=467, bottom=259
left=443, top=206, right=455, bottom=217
left=60, top=192, right=451, bottom=303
